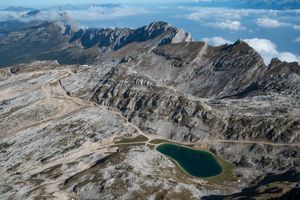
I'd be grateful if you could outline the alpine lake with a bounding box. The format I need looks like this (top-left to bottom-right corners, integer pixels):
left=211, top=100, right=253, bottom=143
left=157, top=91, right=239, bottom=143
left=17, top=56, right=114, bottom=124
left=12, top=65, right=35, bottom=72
left=156, top=143, right=223, bottom=178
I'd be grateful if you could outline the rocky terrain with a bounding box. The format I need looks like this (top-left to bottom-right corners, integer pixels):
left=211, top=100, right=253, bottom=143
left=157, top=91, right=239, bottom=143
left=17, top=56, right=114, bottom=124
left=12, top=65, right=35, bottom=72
left=0, top=21, right=299, bottom=199
left=0, top=21, right=191, bottom=67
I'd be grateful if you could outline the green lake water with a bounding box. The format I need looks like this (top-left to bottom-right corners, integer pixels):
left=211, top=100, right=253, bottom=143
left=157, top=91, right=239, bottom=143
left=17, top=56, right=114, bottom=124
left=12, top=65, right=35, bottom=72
left=156, top=143, right=222, bottom=178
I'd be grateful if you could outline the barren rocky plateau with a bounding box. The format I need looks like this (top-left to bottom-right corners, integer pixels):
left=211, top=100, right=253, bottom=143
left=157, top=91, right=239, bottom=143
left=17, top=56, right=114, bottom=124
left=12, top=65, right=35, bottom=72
left=0, top=21, right=299, bottom=200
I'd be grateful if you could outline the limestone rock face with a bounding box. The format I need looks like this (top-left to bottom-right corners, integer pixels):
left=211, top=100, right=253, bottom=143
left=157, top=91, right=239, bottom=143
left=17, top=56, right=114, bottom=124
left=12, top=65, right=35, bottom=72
left=131, top=40, right=300, bottom=99
left=69, top=21, right=192, bottom=50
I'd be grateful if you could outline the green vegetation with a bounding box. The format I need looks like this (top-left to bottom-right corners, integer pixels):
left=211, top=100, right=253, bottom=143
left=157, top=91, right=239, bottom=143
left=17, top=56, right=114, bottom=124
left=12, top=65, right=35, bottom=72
left=206, top=156, right=237, bottom=185
left=147, top=144, right=155, bottom=150
left=149, top=139, right=170, bottom=144
left=110, top=143, right=146, bottom=148
left=114, top=135, right=148, bottom=144
left=178, top=95, right=189, bottom=105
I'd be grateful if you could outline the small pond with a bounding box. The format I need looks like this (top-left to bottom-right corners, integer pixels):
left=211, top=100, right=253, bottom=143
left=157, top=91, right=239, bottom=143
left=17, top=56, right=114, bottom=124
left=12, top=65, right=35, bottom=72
left=156, top=143, right=222, bottom=178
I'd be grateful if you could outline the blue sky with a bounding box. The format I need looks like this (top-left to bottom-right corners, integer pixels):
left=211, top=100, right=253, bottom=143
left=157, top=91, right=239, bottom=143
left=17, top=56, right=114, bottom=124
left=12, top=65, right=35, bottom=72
left=0, top=1, right=299, bottom=64
left=0, top=0, right=185, bottom=7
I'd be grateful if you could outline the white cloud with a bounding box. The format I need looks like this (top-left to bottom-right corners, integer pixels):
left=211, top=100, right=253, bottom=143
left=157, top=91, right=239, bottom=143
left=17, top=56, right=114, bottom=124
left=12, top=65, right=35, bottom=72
left=202, top=36, right=233, bottom=46
left=0, top=10, right=27, bottom=21
left=256, top=18, right=283, bottom=28
left=295, top=37, right=300, bottom=42
left=184, top=7, right=280, bottom=31
left=214, top=20, right=244, bottom=31
left=0, top=5, right=148, bottom=22
left=293, top=25, right=300, bottom=30
left=183, top=7, right=284, bottom=23
left=65, top=5, right=147, bottom=21
left=185, top=7, right=243, bottom=22
left=243, top=38, right=300, bottom=64
left=277, top=52, right=300, bottom=63
left=183, top=7, right=300, bottom=31
left=184, top=8, right=245, bottom=31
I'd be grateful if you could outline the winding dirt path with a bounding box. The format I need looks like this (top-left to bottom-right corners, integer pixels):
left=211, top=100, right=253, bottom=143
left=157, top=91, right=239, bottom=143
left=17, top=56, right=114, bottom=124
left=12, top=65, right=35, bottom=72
left=7, top=68, right=299, bottom=152
left=204, top=139, right=300, bottom=147
left=49, top=69, right=300, bottom=148
left=23, top=69, right=152, bottom=199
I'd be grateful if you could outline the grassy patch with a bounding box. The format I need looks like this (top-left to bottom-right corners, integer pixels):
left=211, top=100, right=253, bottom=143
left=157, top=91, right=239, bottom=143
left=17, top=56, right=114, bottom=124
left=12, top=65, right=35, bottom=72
left=149, top=139, right=170, bottom=144
left=206, top=156, right=237, bottom=186
left=115, top=135, right=148, bottom=144
left=147, top=144, right=155, bottom=150
left=110, top=143, right=146, bottom=148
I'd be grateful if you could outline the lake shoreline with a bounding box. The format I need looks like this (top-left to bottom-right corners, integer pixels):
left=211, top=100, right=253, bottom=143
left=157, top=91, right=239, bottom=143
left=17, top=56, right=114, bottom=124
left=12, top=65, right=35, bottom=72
left=156, top=143, right=223, bottom=179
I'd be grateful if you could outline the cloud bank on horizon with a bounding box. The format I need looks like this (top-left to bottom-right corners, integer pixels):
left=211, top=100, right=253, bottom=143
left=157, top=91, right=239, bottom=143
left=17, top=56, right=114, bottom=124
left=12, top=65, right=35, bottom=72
left=0, top=1, right=299, bottom=64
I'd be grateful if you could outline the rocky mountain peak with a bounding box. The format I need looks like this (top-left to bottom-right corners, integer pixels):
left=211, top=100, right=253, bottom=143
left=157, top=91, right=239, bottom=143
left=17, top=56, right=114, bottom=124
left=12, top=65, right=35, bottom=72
left=269, top=57, right=282, bottom=66
left=268, top=57, right=300, bottom=76
left=221, top=39, right=255, bottom=54
left=142, top=21, right=170, bottom=34
left=68, top=21, right=192, bottom=50
left=23, top=9, right=41, bottom=17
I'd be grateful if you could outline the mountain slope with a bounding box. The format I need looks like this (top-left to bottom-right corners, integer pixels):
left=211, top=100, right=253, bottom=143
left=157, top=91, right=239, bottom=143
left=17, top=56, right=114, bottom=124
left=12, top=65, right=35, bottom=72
left=0, top=21, right=192, bottom=67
